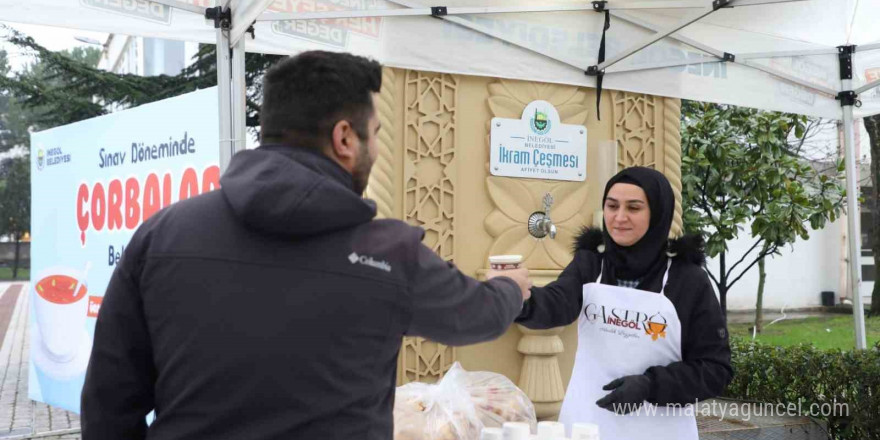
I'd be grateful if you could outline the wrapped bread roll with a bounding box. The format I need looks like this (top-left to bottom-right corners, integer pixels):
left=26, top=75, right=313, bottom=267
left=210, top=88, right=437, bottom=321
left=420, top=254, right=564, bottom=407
left=393, top=363, right=537, bottom=440
left=464, top=370, right=537, bottom=432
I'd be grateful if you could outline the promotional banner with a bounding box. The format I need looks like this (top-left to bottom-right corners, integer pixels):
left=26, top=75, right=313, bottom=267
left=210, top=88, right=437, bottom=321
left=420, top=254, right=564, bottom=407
left=29, top=87, right=220, bottom=413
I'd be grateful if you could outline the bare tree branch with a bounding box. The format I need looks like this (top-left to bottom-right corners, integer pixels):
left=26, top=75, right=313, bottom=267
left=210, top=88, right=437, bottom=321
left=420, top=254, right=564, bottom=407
left=728, top=237, right=765, bottom=275
left=727, top=245, right=779, bottom=291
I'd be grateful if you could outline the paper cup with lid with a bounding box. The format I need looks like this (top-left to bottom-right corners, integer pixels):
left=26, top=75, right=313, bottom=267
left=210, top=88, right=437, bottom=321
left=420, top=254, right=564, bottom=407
left=489, top=255, right=523, bottom=271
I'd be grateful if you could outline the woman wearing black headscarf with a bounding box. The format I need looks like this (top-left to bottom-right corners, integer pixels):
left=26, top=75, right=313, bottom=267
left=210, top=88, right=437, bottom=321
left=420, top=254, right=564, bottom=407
left=516, top=167, right=731, bottom=440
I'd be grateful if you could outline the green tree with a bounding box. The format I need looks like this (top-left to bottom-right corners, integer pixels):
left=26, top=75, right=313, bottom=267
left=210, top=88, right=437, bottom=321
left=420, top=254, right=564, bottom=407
left=0, top=26, right=192, bottom=141
left=681, top=101, right=846, bottom=316
left=0, top=28, right=283, bottom=282
left=0, top=48, right=24, bottom=151
left=0, top=157, right=30, bottom=278
left=180, top=43, right=282, bottom=130
left=0, top=26, right=282, bottom=142
left=0, top=42, right=104, bottom=152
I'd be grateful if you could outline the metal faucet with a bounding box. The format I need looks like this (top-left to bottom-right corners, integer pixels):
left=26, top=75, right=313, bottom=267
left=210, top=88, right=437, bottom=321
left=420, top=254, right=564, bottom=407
left=528, top=193, right=557, bottom=239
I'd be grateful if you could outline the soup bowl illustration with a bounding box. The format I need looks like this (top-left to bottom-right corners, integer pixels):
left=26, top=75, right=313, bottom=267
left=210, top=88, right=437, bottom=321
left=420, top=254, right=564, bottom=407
left=32, top=267, right=89, bottom=363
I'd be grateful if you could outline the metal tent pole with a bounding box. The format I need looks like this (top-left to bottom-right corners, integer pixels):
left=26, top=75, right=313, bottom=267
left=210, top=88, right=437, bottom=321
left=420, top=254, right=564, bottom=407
left=216, top=26, right=234, bottom=172
left=231, top=37, right=247, bottom=155
left=842, top=103, right=868, bottom=350
left=842, top=101, right=868, bottom=350
left=838, top=45, right=868, bottom=350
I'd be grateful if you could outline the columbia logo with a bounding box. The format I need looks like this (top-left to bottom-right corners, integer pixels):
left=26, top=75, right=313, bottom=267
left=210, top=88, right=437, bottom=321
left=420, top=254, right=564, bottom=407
left=348, top=252, right=392, bottom=273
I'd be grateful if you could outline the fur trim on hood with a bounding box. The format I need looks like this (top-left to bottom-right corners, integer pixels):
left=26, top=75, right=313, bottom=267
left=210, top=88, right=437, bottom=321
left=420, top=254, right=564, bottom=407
left=573, top=227, right=706, bottom=266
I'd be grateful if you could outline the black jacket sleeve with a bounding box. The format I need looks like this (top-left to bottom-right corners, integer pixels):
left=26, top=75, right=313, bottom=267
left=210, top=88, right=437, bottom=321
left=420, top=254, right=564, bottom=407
left=81, top=255, right=156, bottom=439
left=644, top=265, right=733, bottom=405
left=405, top=229, right=523, bottom=346
left=515, top=250, right=596, bottom=329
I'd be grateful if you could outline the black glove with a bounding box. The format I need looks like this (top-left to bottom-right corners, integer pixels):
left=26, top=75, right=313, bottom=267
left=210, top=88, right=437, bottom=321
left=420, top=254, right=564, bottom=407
left=595, top=375, right=653, bottom=414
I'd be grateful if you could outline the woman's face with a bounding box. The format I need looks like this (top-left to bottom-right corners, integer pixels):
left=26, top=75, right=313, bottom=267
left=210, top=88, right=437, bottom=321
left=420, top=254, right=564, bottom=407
left=604, top=183, right=651, bottom=247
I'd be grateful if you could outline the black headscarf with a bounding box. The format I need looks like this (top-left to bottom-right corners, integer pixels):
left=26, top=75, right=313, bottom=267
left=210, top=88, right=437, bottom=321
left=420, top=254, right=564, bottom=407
left=601, top=167, right=675, bottom=286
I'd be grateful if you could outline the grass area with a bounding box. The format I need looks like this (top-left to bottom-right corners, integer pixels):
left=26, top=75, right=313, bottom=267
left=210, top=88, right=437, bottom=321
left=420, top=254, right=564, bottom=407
left=0, top=267, right=29, bottom=280
left=729, top=315, right=880, bottom=350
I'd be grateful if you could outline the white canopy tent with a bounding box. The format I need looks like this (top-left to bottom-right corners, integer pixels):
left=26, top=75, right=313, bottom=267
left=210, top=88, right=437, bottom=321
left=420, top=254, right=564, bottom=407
left=3, top=0, right=878, bottom=348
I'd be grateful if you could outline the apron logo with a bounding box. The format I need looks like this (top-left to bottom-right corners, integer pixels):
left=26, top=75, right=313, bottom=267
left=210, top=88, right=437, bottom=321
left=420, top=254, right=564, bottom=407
left=583, top=303, right=601, bottom=324
left=585, top=303, right=668, bottom=341
left=645, top=313, right=668, bottom=341
left=584, top=303, right=648, bottom=330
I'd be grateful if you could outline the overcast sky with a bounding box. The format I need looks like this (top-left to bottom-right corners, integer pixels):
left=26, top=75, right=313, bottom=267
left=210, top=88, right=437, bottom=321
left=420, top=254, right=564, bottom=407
left=1, top=22, right=107, bottom=73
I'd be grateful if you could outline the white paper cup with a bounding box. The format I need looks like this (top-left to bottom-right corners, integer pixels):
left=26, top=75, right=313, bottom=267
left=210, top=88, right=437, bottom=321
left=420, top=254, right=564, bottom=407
left=502, top=422, right=531, bottom=440
left=571, top=423, right=600, bottom=440
left=32, top=267, right=89, bottom=363
left=481, top=427, right=504, bottom=440
left=537, top=421, right=566, bottom=439
left=489, top=254, right=523, bottom=271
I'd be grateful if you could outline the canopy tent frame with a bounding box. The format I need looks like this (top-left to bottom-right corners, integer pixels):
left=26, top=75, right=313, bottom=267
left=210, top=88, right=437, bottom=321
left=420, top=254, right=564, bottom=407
left=605, top=57, right=722, bottom=74
left=857, top=78, right=880, bottom=94
left=589, top=1, right=730, bottom=73
left=51, top=0, right=880, bottom=349
left=251, top=1, right=763, bottom=22
left=604, top=10, right=843, bottom=96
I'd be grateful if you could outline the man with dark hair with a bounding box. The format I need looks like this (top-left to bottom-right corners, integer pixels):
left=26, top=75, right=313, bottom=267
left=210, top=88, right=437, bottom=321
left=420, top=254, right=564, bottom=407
left=81, top=51, right=531, bottom=440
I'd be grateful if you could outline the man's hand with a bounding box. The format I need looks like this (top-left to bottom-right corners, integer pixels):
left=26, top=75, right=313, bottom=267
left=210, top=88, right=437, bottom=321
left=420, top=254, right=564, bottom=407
left=595, top=375, right=653, bottom=414
left=487, top=267, right=532, bottom=302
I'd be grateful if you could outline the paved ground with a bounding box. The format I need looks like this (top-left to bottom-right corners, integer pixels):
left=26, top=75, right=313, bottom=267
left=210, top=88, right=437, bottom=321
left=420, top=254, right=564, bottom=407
left=0, top=283, right=81, bottom=439
left=725, top=309, right=836, bottom=325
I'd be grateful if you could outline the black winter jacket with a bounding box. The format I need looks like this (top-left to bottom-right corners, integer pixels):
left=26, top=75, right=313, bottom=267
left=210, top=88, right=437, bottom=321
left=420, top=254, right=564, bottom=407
left=516, top=228, right=732, bottom=406
left=81, top=145, right=523, bottom=440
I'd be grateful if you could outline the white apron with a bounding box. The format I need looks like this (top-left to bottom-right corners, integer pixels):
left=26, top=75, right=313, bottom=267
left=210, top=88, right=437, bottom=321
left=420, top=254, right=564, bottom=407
left=558, top=261, right=698, bottom=440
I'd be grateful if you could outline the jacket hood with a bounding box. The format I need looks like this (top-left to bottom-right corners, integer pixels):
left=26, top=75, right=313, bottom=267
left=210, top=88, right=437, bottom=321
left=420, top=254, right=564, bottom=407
left=573, top=227, right=706, bottom=266
left=220, top=145, right=376, bottom=237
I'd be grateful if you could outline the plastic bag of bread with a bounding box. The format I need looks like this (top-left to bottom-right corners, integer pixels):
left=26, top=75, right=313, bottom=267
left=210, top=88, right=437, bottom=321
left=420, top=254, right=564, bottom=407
left=463, top=368, right=536, bottom=432
left=393, top=363, right=536, bottom=440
